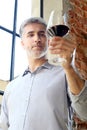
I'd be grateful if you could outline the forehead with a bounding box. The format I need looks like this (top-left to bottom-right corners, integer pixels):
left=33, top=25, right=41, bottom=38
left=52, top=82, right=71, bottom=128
left=23, top=23, right=46, bottom=33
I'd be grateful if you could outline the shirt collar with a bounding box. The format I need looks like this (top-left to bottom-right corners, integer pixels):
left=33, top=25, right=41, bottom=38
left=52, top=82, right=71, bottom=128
left=22, top=61, right=53, bottom=77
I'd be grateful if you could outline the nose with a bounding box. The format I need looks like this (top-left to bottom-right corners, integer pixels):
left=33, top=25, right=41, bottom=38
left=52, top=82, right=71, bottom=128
left=34, top=34, right=41, bottom=42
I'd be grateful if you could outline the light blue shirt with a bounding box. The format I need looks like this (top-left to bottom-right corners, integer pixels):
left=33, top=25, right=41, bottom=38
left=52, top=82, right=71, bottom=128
left=0, top=62, right=87, bottom=130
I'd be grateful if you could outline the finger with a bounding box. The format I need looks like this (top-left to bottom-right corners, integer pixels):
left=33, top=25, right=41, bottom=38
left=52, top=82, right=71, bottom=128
left=49, top=44, right=75, bottom=55
left=49, top=38, right=76, bottom=50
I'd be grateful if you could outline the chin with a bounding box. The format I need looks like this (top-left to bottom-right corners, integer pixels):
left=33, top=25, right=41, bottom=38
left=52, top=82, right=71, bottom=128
left=33, top=53, right=47, bottom=59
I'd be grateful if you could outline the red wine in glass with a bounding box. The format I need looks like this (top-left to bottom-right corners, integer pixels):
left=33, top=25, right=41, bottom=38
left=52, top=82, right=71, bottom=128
left=47, top=24, right=69, bottom=37
left=47, top=10, right=69, bottom=65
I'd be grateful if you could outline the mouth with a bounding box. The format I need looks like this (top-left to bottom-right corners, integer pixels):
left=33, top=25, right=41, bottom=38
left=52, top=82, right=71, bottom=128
left=33, top=46, right=43, bottom=50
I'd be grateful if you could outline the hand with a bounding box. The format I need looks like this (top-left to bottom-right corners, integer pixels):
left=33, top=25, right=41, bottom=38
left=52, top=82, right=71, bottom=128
left=48, top=36, right=76, bottom=69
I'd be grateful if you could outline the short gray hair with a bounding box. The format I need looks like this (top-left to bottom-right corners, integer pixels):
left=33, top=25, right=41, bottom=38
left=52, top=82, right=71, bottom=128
left=19, top=17, right=47, bottom=37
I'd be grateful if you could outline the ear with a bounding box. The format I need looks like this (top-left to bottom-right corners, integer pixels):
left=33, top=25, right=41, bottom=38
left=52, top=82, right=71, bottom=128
left=21, top=40, right=25, bottom=49
left=48, top=39, right=50, bottom=46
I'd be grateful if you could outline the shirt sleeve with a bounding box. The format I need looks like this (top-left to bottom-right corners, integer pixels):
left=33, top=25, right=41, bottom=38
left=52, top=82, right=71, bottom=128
left=68, top=80, right=87, bottom=121
left=0, top=94, right=9, bottom=130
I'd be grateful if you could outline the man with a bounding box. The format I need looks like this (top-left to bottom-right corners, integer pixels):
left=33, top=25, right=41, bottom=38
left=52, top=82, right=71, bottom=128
left=0, top=17, right=87, bottom=130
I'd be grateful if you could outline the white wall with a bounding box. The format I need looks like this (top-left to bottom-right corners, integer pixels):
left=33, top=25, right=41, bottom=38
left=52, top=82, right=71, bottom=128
left=31, top=0, right=63, bottom=23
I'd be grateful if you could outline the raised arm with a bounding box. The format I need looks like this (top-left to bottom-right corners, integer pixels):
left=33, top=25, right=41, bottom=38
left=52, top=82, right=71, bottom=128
left=49, top=36, right=87, bottom=120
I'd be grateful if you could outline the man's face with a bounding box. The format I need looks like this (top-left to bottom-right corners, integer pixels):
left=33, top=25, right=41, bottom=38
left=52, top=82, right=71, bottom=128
left=21, top=23, right=48, bottom=59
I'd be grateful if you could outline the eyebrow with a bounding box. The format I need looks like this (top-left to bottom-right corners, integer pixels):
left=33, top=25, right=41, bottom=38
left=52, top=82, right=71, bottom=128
left=26, top=30, right=46, bottom=34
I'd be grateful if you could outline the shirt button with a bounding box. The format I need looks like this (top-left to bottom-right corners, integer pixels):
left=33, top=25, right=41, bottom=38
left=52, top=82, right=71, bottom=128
left=26, top=98, right=29, bottom=102
left=22, top=113, right=25, bottom=117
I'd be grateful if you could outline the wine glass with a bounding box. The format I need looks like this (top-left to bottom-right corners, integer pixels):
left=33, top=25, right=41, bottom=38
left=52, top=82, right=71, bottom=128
left=47, top=10, right=69, bottom=66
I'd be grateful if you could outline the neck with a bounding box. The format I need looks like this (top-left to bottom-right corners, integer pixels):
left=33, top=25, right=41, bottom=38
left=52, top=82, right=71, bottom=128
left=28, top=56, right=47, bottom=72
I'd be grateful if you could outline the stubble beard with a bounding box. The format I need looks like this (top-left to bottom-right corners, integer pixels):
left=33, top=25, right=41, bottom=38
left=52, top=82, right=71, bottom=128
left=26, top=45, right=48, bottom=59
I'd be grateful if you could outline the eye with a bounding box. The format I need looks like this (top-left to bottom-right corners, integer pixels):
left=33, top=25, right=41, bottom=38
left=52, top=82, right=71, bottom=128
left=27, top=33, right=34, bottom=37
left=39, top=33, right=46, bottom=37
